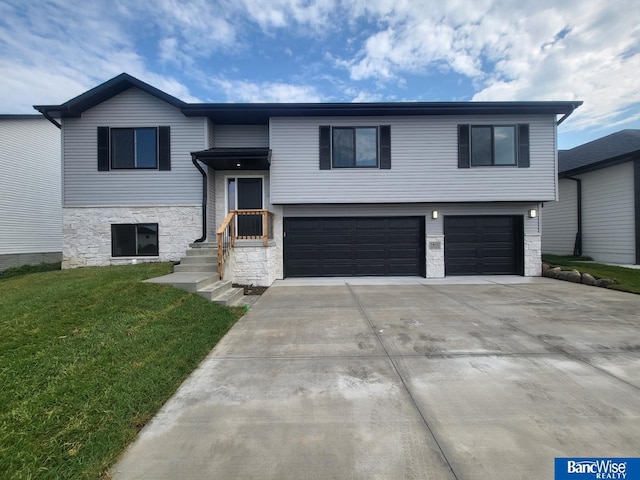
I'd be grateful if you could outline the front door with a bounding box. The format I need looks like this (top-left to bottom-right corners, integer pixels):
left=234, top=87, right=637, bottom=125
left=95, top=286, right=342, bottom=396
left=229, top=177, right=263, bottom=237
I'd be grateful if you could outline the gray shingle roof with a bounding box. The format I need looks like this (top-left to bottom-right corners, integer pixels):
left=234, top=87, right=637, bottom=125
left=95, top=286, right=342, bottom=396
left=558, top=129, right=640, bottom=174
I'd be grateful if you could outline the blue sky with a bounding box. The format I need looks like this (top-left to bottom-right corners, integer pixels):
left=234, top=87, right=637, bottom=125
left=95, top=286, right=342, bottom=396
left=1, top=0, right=638, bottom=149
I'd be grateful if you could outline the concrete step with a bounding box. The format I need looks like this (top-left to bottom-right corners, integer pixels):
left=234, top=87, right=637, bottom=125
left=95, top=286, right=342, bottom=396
left=179, top=255, right=217, bottom=264
left=196, top=280, right=233, bottom=301
left=189, top=242, right=218, bottom=249
left=211, top=286, right=245, bottom=306
left=173, top=263, right=217, bottom=273
left=186, top=248, right=218, bottom=257
left=144, top=272, right=219, bottom=293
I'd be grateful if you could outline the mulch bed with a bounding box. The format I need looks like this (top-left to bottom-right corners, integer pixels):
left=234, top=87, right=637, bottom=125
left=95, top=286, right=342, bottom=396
left=233, top=284, right=269, bottom=295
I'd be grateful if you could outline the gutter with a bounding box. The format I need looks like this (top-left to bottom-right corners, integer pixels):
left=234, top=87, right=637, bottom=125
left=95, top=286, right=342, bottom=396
left=191, top=155, right=207, bottom=243
left=565, top=176, right=582, bottom=255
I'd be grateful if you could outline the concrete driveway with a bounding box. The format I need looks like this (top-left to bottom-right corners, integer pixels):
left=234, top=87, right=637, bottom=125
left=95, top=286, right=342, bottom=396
left=111, top=277, right=640, bottom=480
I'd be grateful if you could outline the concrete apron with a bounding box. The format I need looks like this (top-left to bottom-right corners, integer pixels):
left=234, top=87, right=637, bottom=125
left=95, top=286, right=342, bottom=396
left=111, top=278, right=640, bottom=480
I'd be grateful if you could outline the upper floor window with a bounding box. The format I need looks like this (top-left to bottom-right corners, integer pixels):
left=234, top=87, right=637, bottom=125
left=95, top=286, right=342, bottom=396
left=333, top=127, right=378, bottom=168
left=97, top=126, right=171, bottom=171
left=458, top=124, right=529, bottom=168
left=111, top=128, right=157, bottom=169
left=319, top=125, right=391, bottom=170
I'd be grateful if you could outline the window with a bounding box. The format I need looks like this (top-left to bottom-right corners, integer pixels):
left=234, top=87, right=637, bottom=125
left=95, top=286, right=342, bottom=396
left=111, top=128, right=157, bottom=169
left=458, top=124, right=529, bottom=168
left=97, top=126, right=171, bottom=171
left=332, top=127, right=378, bottom=167
left=320, top=125, right=391, bottom=170
left=111, top=224, right=158, bottom=257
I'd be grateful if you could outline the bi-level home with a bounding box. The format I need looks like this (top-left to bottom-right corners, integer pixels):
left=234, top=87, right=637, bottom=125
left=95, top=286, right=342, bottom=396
left=35, top=73, right=580, bottom=287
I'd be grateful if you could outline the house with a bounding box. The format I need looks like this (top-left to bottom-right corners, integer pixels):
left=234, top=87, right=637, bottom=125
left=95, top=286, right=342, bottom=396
left=542, top=129, right=640, bottom=265
left=0, top=114, right=62, bottom=271
left=34, top=73, right=581, bottom=288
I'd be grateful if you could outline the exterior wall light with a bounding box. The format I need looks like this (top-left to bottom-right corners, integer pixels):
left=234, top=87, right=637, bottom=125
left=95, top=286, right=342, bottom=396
left=529, top=209, right=537, bottom=218
left=432, top=210, right=439, bottom=219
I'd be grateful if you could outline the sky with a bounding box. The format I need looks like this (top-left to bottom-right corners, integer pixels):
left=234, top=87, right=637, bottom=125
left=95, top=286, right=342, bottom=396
left=1, top=0, right=638, bottom=149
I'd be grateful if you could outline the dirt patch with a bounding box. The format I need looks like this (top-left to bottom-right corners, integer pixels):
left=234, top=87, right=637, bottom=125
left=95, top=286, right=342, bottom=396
left=233, top=284, right=269, bottom=295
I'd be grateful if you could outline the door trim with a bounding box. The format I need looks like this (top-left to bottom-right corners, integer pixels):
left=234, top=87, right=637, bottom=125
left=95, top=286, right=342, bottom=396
left=224, top=175, right=265, bottom=215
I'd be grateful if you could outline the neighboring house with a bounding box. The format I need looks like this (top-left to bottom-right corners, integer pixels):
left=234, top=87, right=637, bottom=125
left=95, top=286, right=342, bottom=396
left=34, top=73, right=580, bottom=286
left=0, top=115, right=62, bottom=271
left=542, top=130, right=640, bottom=265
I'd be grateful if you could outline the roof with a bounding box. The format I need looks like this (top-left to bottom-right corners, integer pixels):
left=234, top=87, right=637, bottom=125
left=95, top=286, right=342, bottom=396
left=34, top=72, right=583, bottom=125
left=558, top=129, right=640, bottom=176
left=0, top=114, right=46, bottom=120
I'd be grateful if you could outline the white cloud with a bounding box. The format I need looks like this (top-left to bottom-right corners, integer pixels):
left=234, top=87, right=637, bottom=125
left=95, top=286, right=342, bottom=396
left=211, top=78, right=323, bottom=102
left=0, top=0, right=199, bottom=111
left=331, top=0, right=640, bottom=131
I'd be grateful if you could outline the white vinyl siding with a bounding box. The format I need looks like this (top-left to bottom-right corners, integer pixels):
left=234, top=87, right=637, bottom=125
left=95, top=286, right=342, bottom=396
left=213, top=125, right=269, bottom=147
left=0, top=117, right=62, bottom=255
left=541, top=179, right=578, bottom=255
left=270, top=115, right=557, bottom=204
left=580, top=162, right=636, bottom=264
left=63, top=88, right=206, bottom=206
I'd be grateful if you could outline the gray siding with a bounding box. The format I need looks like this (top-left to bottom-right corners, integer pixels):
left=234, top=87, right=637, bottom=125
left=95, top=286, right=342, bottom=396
left=541, top=179, right=578, bottom=254
left=283, top=202, right=541, bottom=235
left=63, top=88, right=206, bottom=206
left=0, top=117, right=62, bottom=255
left=270, top=115, right=557, bottom=204
left=214, top=125, right=269, bottom=147
left=581, top=161, right=635, bottom=263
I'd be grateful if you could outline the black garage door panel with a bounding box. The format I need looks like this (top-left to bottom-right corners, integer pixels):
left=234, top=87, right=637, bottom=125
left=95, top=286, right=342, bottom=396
left=444, top=216, right=523, bottom=275
left=284, top=217, right=425, bottom=277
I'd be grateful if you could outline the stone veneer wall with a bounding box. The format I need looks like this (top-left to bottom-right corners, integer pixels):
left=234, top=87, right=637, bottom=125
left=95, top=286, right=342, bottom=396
left=426, top=234, right=445, bottom=278
left=231, top=241, right=279, bottom=287
left=524, top=234, right=542, bottom=277
left=62, top=206, right=202, bottom=268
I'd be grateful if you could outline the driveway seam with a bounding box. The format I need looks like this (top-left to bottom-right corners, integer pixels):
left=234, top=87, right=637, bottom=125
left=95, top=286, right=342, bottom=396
left=346, top=283, right=460, bottom=480
left=430, top=282, right=640, bottom=392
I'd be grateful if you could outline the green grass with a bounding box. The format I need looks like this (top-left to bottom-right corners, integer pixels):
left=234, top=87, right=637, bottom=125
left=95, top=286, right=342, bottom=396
left=0, top=263, right=244, bottom=480
left=542, top=254, right=640, bottom=294
left=0, top=262, right=61, bottom=279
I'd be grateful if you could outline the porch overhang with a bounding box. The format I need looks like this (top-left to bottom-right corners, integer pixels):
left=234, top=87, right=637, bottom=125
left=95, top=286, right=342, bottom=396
left=191, top=147, right=271, bottom=170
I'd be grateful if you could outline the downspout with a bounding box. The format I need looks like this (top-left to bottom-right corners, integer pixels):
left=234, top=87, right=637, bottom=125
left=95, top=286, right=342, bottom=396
left=565, top=176, right=582, bottom=256
left=191, top=154, right=207, bottom=243
left=41, top=111, right=61, bottom=129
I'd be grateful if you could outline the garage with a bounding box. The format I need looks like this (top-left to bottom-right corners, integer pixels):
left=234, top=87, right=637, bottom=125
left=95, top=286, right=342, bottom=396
left=444, top=216, right=523, bottom=275
left=284, top=217, right=425, bottom=277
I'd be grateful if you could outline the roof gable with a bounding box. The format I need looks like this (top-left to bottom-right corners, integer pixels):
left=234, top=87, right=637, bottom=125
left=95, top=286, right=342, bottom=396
left=34, top=73, right=186, bottom=118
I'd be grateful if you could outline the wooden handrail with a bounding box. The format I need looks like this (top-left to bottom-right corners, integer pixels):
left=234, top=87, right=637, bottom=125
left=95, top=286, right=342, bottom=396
left=216, top=210, right=274, bottom=279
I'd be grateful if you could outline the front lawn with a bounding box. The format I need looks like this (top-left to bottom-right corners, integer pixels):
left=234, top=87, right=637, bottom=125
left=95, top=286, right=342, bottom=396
left=0, top=263, right=243, bottom=479
left=543, top=254, right=640, bottom=294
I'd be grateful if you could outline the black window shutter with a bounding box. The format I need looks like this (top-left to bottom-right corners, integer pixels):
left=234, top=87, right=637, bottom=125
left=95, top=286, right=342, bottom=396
left=379, top=125, right=391, bottom=169
left=158, top=126, right=171, bottom=170
left=517, top=124, right=530, bottom=168
left=458, top=124, right=470, bottom=168
left=97, top=127, right=110, bottom=171
left=319, top=125, right=331, bottom=170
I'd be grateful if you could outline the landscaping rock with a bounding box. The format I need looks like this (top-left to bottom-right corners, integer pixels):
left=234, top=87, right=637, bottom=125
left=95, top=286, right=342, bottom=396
left=544, top=267, right=561, bottom=279
left=596, top=278, right=616, bottom=288
left=566, top=270, right=582, bottom=283
left=581, top=273, right=597, bottom=286
left=542, top=263, right=551, bottom=273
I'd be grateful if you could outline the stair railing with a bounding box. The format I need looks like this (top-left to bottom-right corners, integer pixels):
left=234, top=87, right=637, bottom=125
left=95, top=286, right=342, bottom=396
left=216, top=210, right=274, bottom=279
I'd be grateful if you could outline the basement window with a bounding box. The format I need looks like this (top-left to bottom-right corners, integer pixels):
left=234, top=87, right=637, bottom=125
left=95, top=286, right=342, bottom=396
left=111, top=224, right=158, bottom=257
